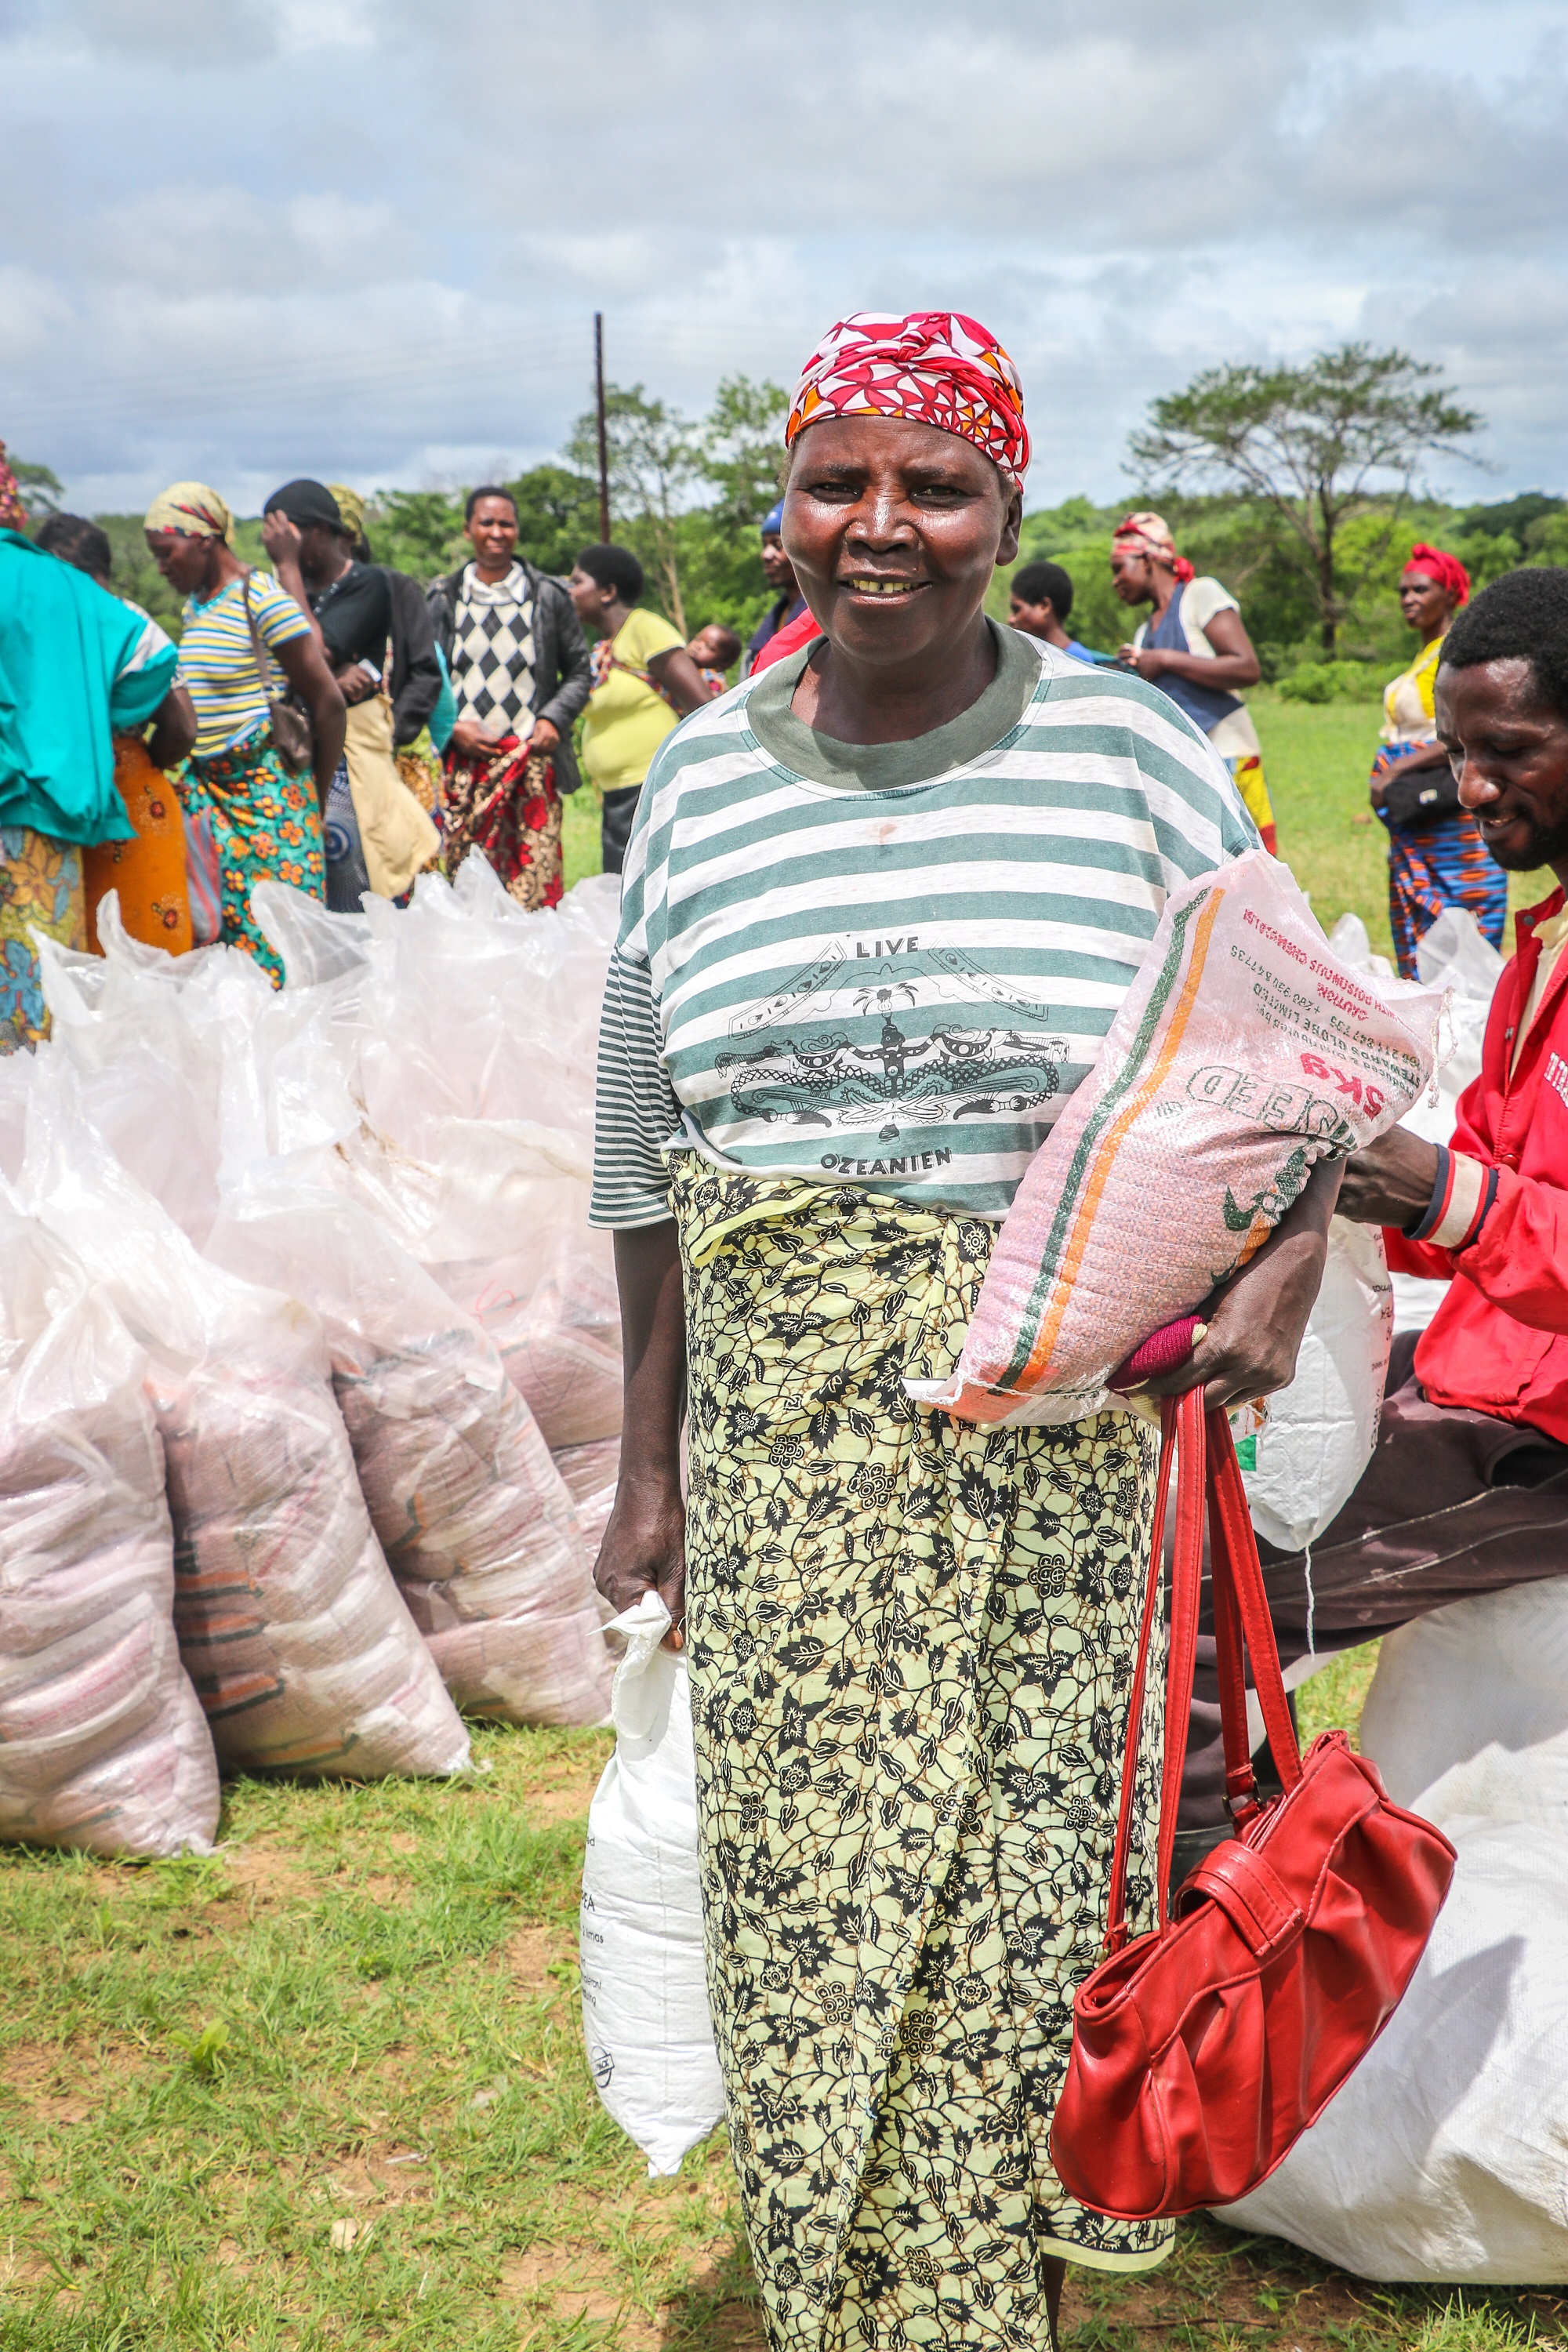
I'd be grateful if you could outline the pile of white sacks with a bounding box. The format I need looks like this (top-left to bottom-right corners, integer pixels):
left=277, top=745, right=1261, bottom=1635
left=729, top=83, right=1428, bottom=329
left=0, top=858, right=623, bottom=1861
left=1218, top=909, right=1568, bottom=2283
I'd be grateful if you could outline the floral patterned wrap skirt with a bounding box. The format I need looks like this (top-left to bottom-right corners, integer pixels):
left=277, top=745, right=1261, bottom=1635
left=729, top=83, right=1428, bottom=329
left=670, top=1160, right=1174, bottom=2352
left=0, top=826, right=85, bottom=1052
left=180, top=735, right=325, bottom=988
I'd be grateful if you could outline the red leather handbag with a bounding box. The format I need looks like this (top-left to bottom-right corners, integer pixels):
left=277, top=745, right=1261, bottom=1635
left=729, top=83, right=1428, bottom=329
left=1050, top=1386, right=1456, bottom=2220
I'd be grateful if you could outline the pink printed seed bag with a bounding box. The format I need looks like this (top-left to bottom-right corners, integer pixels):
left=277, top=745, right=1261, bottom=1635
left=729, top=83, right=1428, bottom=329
left=913, top=850, right=1443, bottom=1427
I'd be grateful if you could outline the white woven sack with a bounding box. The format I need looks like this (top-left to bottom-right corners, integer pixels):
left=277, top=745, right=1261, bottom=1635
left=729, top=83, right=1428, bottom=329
left=1242, top=1218, right=1392, bottom=1554
left=1216, top=1580, right=1568, bottom=2281
left=579, top=1594, right=724, bottom=2176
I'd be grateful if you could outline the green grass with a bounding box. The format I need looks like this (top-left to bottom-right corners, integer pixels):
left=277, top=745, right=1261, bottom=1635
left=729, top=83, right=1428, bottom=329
left=8, top=705, right=1561, bottom=2348
left=6, top=1704, right=1566, bottom=2349
left=563, top=789, right=602, bottom=895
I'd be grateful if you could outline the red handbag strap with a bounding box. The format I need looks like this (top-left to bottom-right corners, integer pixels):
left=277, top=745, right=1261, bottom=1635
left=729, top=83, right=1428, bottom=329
left=1104, top=1391, right=1305, bottom=1949
left=1106, top=1388, right=1206, bottom=1946
left=1205, top=1407, right=1303, bottom=1807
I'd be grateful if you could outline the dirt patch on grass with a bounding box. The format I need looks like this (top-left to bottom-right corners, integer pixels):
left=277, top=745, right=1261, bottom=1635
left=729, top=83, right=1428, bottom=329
left=322, top=2147, right=434, bottom=2209
left=355, top=1875, right=408, bottom=1907
left=217, top=1846, right=319, bottom=1909
left=1, top=2034, right=148, bottom=2118
left=504, top=2244, right=662, bottom=2348
left=519, top=1755, right=607, bottom=1828
left=506, top=1923, right=572, bottom=1993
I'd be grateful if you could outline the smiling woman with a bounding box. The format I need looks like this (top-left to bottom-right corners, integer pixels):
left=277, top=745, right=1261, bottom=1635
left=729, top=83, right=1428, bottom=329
left=586, top=310, right=1334, bottom=2352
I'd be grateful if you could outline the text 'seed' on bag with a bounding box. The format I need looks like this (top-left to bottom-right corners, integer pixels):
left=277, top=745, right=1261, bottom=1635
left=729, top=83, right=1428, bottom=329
left=913, top=849, right=1443, bottom=1427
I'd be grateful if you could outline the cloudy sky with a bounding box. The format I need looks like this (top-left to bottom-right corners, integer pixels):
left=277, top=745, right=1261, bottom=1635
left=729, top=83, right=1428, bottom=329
left=3, top=0, right=1564, bottom=517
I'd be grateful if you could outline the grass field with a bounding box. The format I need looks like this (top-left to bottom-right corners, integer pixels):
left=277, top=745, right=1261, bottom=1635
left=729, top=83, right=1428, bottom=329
left=4, top=703, right=1559, bottom=2350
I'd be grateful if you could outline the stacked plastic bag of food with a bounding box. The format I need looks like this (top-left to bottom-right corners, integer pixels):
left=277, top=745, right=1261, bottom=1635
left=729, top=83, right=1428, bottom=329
left=0, top=1181, right=220, bottom=1857
left=17, top=1064, right=470, bottom=1781
left=207, top=1173, right=612, bottom=1726
left=0, top=857, right=622, bottom=1852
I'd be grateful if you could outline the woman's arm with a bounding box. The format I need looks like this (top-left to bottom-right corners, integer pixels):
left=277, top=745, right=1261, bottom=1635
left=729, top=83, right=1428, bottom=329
left=1142, top=1156, right=1343, bottom=1411
left=1123, top=606, right=1262, bottom=692
left=260, top=513, right=329, bottom=656
left=594, top=1220, right=689, bottom=1642
left=274, top=630, right=347, bottom=811
left=147, top=684, right=196, bottom=772
left=648, top=644, right=714, bottom=717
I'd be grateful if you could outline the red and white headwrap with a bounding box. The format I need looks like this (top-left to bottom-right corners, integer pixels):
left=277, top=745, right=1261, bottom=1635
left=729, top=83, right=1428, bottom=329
left=784, top=310, right=1029, bottom=492
left=1112, top=510, right=1194, bottom=584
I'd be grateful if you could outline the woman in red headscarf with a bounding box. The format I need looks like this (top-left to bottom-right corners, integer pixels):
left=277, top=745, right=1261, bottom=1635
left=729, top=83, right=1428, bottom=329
left=588, top=312, right=1341, bottom=2350
left=1110, top=510, right=1277, bottom=851
left=1371, top=543, right=1507, bottom=974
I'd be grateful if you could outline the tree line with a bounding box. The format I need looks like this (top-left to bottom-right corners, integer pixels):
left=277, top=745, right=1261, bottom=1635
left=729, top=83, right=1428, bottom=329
left=27, top=343, right=1568, bottom=689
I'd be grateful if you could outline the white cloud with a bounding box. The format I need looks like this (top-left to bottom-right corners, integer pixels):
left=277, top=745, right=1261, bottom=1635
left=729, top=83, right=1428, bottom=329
left=2, top=0, right=1561, bottom=514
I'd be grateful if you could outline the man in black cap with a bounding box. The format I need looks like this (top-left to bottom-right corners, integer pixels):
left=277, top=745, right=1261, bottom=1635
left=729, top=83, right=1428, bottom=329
left=263, top=478, right=426, bottom=910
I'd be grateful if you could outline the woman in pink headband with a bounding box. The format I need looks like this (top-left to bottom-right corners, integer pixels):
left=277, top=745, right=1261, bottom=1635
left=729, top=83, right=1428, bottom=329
left=590, top=311, right=1336, bottom=2352
left=1111, top=510, right=1276, bottom=851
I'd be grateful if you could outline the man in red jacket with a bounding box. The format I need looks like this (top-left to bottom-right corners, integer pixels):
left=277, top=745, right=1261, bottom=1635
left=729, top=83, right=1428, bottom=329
left=1178, top=567, right=1568, bottom=1860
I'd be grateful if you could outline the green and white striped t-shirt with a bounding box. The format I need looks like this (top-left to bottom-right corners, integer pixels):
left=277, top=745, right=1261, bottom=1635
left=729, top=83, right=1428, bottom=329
left=590, top=625, right=1257, bottom=1229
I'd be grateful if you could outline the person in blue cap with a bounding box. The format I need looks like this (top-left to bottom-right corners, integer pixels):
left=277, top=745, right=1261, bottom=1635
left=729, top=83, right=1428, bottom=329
left=743, top=499, right=808, bottom=673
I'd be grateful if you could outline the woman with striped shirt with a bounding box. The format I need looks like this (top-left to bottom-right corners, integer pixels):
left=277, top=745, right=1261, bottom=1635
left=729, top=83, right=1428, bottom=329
left=143, top=483, right=345, bottom=984
left=590, top=314, right=1338, bottom=2352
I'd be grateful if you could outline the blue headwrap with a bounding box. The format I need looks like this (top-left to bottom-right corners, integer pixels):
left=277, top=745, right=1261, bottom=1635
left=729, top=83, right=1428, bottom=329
left=761, top=500, right=785, bottom=537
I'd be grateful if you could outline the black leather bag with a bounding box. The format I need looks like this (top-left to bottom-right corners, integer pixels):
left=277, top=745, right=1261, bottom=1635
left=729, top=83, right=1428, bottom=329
left=1380, top=759, right=1462, bottom=831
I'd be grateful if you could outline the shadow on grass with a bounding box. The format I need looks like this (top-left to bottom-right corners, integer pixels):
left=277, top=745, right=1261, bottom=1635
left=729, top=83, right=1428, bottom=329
left=660, top=2224, right=764, bottom=2352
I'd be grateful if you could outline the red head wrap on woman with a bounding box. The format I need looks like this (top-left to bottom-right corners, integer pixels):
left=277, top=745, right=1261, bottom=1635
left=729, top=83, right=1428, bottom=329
left=1112, top=510, right=1194, bottom=584
left=785, top=311, right=1029, bottom=492
left=1404, top=543, right=1470, bottom=605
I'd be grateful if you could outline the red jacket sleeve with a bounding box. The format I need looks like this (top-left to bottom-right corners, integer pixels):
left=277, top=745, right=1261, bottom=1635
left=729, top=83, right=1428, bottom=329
left=1382, top=1229, right=1454, bottom=1281
left=1388, top=1000, right=1568, bottom=1332
left=1454, top=1167, right=1568, bottom=1334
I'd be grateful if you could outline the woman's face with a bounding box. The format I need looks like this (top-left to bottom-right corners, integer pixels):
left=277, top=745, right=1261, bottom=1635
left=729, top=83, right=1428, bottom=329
left=145, top=528, right=215, bottom=596
left=1399, top=568, right=1457, bottom=639
left=568, top=564, right=613, bottom=629
left=1110, top=545, right=1160, bottom=606
left=781, top=416, right=1019, bottom=669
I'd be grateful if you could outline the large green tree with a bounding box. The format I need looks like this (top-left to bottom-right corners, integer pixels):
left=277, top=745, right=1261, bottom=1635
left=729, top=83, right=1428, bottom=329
left=1128, top=346, right=1481, bottom=654
left=564, top=384, right=701, bottom=632
left=699, top=374, right=789, bottom=534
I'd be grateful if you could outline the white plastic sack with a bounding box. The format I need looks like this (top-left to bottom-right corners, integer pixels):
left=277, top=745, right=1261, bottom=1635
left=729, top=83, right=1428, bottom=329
left=579, top=1594, right=724, bottom=2177
left=248, top=862, right=625, bottom=1447
left=1392, top=908, right=1504, bottom=1337
left=20, top=1073, right=470, bottom=1782
left=1359, top=1578, right=1568, bottom=1831
left=208, top=1175, right=612, bottom=1728
left=1402, top=906, right=1502, bottom=1147
left=1242, top=1219, right=1392, bottom=1552
left=1216, top=1581, right=1568, bottom=2281
left=0, top=1192, right=219, bottom=1858
left=1214, top=1820, right=1568, bottom=2281
left=332, top=1121, right=623, bottom=1450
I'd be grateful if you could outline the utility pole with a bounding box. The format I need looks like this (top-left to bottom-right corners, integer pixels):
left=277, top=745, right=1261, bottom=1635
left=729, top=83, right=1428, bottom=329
left=594, top=311, right=611, bottom=542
